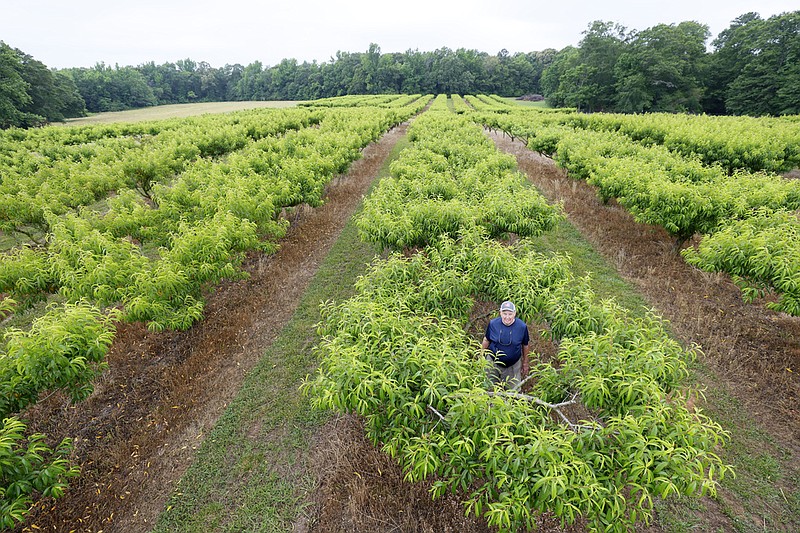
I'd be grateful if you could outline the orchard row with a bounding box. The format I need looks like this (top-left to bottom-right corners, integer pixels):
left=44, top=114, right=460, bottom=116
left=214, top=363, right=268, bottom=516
left=0, top=95, right=428, bottom=528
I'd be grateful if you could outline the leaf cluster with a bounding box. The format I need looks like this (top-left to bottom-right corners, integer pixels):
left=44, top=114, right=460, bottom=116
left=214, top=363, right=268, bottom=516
left=0, top=417, right=79, bottom=528
left=357, top=109, right=563, bottom=249
left=0, top=301, right=118, bottom=418
left=683, top=209, right=800, bottom=315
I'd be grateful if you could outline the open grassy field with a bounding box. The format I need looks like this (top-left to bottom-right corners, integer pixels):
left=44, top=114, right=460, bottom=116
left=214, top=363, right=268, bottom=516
left=501, top=96, right=550, bottom=108
left=61, top=100, right=300, bottom=125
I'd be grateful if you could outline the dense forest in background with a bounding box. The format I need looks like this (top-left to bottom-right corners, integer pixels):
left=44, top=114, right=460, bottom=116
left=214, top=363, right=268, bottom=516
left=1, top=10, right=798, bottom=128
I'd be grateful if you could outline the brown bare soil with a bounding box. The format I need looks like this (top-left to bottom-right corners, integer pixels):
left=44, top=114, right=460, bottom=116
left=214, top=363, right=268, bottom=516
left=306, top=414, right=494, bottom=533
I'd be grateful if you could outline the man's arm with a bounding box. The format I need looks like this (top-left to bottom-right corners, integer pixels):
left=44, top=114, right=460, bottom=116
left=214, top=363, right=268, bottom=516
left=481, top=337, right=490, bottom=350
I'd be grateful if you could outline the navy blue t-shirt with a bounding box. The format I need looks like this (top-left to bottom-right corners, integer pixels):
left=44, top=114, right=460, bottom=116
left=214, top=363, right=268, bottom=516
left=485, top=317, right=530, bottom=367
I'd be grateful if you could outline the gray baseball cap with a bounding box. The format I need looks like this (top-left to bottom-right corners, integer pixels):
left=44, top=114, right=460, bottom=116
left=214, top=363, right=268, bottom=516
left=500, top=301, right=516, bottom=312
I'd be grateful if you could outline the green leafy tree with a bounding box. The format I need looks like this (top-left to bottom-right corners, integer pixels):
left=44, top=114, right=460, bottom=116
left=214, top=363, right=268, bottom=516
left=711, top=11, right=800, bottom=115
left=703, top=12, right=762, bottom=114
left=68, top=63, right=156, bottom=112
left=506, top=52, right=537, bottom=95
left=376, top=52, right=406, bottom=93
left=540, top=46, right=580, bottom=108
left=0, top=41, right=35, bottom=128
left=51, top=71, right=87, bottom=118
left=540, top=22, right=627, bottom=111
left=17, top=52, right=85, bottom=122
left=271, top=58, right=300, bottom=99
left=577, top=21, right=627, bottom=111
left=0, top=42, right=85, bottom=128
left=614, top=22, right=710, bottom=113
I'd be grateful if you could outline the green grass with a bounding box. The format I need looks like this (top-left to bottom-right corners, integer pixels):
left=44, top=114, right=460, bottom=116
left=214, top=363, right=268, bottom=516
left=152, top=136, right=407, bottom=532
left=690, top=382, right=800, bottom=532
left=0, top=226, right=46, bottom=251
left=501, top=97, right=550, bottom=108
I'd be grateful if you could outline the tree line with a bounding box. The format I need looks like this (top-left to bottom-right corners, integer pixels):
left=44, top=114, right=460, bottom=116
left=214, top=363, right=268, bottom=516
left=542, top=11, right=800, bottom=115
left=1, top=10, right=797, bottom=128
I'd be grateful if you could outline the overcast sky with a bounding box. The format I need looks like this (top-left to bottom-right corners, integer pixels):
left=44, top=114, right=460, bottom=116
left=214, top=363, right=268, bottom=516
left=2, top=0, right=797, bottom=69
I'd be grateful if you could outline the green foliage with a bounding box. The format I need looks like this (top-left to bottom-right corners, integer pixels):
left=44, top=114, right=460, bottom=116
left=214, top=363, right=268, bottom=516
left=307, top=102, right=730, bottom=530
left=477, top=107, right=800, bottom=301
left=682, top=210, right=800, bottom=315
left=0, top=301, right=118, bottom=418
left=713, top=11, right=800, bottom=116
left=573, top=111, right=800, bottom=173
left=0, top=247, right=54, bottom=301
left=0, top=103, right=424, bottom=522
left=0, top=417, right=79, bottom=528
left=48, top=212, right=150, bottom=306
left=123, top=213, right=260, bottom=331
left=50, top=45, right=556, bottom=113
left=0, top=42, right=85, bottom=129
left=0, top=43, right=36, bottom=129
left=1, top=105, right=413, bottom=332
left=67, top=62, right=156, bottom=113
left=357, top=109, right=563, bottom=249
left=614, top=22, right=710, bottom=113
left=540, top=20, right=711, bottom=114
left=538, top=12, right=800, bottom=116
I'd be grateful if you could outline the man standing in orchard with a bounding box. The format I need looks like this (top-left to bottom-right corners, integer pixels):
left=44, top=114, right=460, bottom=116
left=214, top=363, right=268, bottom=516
left=482, top=300, right=530, bottom=389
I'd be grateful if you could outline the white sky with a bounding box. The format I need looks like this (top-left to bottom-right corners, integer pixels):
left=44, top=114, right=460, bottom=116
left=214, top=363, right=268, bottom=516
left=1, top=0, right=797, bottom=69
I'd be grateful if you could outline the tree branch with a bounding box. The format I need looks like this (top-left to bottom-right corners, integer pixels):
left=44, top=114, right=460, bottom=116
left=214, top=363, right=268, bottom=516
left=427, top=405, right=448, bottom=430
left=487, top=390, right=601, bottom=432
left=466, top=309, right=495, bottom=333
left=511, top=373, right=536, bottom=391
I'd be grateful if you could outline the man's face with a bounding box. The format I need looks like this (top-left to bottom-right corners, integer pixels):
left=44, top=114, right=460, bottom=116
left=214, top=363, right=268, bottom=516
left=500, top=310, right=516, bottom=326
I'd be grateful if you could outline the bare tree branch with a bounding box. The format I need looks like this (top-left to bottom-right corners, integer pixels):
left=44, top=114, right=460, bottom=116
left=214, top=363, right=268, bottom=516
left=427, top=405, right=448, bottom=430
left=487, top=390, right=601, bottom=432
